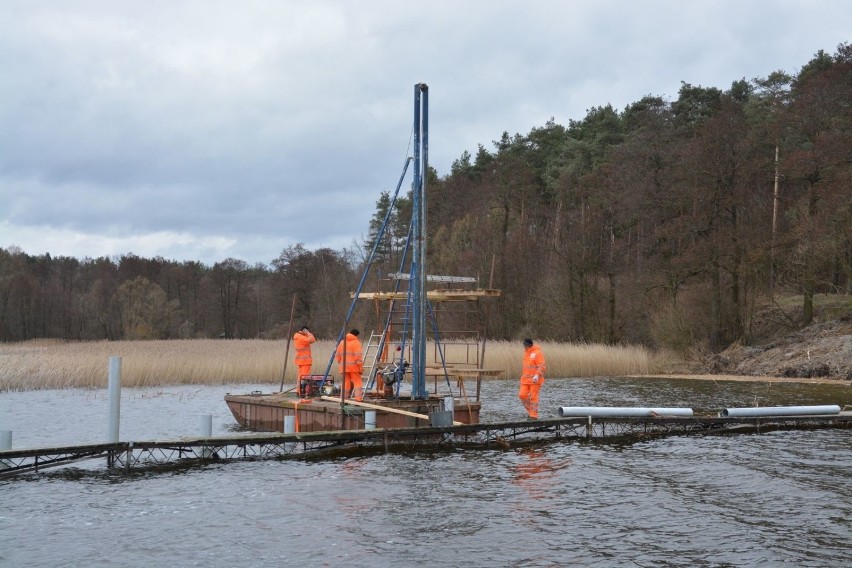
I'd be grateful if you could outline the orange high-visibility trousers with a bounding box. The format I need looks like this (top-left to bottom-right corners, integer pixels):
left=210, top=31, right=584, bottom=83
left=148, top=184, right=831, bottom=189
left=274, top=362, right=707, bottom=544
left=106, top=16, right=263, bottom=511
left=518, top=382, right=542, bottom=419
left=297, top=364, right=311, bottom=380
left=343, top=371, right=363, bottom=401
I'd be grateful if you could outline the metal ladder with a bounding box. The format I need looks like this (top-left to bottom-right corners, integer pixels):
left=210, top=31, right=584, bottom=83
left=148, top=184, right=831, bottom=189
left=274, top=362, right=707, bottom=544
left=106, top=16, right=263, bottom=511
left=361, top=330, right=386, bottom=394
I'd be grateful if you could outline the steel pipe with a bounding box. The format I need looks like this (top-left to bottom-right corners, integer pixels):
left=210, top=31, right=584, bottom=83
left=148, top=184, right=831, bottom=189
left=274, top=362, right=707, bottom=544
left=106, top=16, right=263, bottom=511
left=558, top=406, right=694, bottom=418
left=720, top=405, right=841, bottom=417
left=199, top=414, right=213, bottom=437
left=199, top=414, right=213, bottom=458
left=0, top=431, right=11, bottom=471
left=284, top=415, right=296, bottom=452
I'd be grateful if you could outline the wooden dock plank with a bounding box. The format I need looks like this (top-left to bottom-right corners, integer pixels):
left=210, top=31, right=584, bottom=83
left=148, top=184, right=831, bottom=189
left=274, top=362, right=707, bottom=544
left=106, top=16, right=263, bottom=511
left=319, top=395, right=464, bottom=425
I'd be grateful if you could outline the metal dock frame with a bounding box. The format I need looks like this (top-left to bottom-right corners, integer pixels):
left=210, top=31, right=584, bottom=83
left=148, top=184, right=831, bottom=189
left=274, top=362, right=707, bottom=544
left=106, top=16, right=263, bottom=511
left=2, top=412, right=849, bottom=479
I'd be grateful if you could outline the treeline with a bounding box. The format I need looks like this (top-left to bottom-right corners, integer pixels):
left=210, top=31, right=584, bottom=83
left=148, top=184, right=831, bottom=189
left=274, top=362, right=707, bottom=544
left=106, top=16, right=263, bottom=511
left=1, top=44, right=850, bottom=351
left=0, top=246, right=357, bottom=341
left=375, top=44, right=852, bottom=350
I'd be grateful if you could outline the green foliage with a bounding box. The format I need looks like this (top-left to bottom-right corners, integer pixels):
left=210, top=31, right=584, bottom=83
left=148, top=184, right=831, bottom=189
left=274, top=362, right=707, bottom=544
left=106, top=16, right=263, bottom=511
left=672, top=82, right=723, bottom=128
left=116, top=276, right=173, bottom=339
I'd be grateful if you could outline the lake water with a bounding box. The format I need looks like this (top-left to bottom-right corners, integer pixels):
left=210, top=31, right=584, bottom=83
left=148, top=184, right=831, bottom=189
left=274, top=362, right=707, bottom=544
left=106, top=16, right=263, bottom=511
left=1, top=377, right=850, bottom=567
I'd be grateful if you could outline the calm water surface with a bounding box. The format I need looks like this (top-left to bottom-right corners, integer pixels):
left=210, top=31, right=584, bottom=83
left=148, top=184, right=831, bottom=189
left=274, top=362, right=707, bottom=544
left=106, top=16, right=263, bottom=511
left=1, top=377, right=850, bottom=567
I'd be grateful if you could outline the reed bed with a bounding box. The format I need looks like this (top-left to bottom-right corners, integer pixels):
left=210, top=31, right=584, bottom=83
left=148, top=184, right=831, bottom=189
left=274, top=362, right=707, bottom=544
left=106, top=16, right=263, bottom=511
left=0, top=339, right=657, bottom=392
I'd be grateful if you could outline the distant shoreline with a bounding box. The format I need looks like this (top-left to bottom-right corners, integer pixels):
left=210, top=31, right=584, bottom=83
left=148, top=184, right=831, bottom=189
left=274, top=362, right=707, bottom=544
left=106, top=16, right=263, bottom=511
left=630, top=374, right=848, bottom=385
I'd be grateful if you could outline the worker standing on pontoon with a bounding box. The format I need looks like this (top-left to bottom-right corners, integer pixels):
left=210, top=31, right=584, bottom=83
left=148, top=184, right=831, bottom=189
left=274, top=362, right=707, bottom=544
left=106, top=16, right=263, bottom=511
left=336, top=328, right=365, bottom=401
left=519, top=338, right=546, bottom=420
left=293, top=325, right=316, bottom=380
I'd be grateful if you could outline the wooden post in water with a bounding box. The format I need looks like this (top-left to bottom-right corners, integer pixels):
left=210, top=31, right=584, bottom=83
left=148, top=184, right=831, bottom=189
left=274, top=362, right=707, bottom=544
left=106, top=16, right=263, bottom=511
left=279, top=294, right=298, bottom=392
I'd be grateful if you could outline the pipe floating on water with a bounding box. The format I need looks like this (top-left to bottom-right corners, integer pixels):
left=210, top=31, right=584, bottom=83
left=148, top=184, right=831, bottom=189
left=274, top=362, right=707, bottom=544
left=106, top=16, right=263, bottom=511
left=720, top=405, right=841, bottom=418
left=557, top=407, right=694, bottom=418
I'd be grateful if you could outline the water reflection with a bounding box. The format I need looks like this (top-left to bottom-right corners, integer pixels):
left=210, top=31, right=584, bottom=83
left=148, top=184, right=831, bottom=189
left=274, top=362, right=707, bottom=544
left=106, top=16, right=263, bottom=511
left=510, top=447, right=573, bottom=500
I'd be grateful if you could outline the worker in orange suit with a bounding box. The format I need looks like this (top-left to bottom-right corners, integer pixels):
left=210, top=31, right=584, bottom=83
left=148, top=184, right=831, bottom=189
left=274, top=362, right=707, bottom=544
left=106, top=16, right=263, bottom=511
left=336, top=328, right=364, bottom=401
left=293, top=325, right=316, bottom=381
left=519, top=338, right=546, bottom=420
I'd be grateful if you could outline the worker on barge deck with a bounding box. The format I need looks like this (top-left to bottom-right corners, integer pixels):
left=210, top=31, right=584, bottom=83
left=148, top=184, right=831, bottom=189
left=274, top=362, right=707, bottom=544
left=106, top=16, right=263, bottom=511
left=519, top=338, right=546, bottom=420
left=293, top=325, right=316, bottom=379
left=336, top=328, right=365, bottom=401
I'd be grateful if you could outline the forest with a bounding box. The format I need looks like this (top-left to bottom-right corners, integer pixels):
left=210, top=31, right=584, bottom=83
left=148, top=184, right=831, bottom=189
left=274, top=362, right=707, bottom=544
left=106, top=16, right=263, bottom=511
left=1, top=44, right=850, bottom=353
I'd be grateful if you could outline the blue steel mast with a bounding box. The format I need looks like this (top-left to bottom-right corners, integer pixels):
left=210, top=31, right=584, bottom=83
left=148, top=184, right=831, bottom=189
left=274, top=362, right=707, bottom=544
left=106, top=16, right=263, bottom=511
left=411, top=83, right=429, bottom=399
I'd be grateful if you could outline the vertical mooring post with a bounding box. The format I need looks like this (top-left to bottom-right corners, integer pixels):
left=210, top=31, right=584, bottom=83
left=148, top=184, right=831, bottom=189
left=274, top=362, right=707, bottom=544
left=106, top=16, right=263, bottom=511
left=107, top=356, right=122, bottom=468
left=107, top=356, right=122, bottom=443
left=200, top=414, right=213, bottom=458
left=200, top=414, right=213, bottom=436
left=586, top=415, right=593, bottom=439
left=0, top=430, right=11, bottom=471
left=284, top=415, right=296, bottom=452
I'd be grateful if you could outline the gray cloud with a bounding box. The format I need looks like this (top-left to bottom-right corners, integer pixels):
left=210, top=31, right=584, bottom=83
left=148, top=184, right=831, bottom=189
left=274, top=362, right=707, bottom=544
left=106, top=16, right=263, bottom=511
left=1, top=0, right=849, bottom=265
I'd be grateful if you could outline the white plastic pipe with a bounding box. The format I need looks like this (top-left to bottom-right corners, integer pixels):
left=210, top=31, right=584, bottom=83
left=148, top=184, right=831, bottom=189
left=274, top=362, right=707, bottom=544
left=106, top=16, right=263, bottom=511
left=721, top=405, right=841, bottom=417
left=365, top=410, right=377, bottom=430
left=558, top=406, right=694, bottom=418
left=107, top=356, right=122, bottom=443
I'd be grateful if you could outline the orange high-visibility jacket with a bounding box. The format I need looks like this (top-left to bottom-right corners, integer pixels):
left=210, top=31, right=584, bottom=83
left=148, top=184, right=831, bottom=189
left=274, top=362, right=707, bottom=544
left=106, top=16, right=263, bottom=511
left=335, top=333, right=364, bottom=373
left=521, top=344, right=546, bottom=385
left=293, top=330, right=316, bottom=366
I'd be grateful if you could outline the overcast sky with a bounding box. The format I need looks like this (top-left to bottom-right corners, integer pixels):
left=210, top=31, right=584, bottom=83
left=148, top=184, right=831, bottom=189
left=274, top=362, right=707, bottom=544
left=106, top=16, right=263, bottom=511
left=1, top=1, right=849, bottom=267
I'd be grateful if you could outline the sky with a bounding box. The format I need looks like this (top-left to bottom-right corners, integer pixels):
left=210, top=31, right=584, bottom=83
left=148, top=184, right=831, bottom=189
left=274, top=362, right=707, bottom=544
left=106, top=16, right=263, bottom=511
left=1, top=1, right=850, bottom=267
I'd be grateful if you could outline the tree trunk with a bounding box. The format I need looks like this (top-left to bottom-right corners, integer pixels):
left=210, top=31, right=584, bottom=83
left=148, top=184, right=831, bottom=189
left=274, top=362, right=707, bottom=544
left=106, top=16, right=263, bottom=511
left=802, top=278, right=815, bottom=326
left=607, top=272, right=616, bottom=343
left=710, top=259, right=722, bottom=351
left=801, top=183, right=818, bottom=326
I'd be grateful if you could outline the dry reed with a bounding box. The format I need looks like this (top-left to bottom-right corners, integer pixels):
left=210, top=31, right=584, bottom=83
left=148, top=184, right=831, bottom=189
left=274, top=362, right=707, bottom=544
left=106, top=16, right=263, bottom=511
left=0, top=338, right=658, bottom=392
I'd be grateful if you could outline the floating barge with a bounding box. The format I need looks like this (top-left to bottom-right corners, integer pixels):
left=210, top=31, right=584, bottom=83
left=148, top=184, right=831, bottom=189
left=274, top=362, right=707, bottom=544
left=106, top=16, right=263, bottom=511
left=225, top=365, right=503, bottom=432
left=224, top=387, right=484, bottom=432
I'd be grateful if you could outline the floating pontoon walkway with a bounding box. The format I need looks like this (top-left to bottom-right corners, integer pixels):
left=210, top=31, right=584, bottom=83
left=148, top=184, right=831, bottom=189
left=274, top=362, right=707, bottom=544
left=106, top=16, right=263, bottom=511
left=2, top=412, right=849, bottom=479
